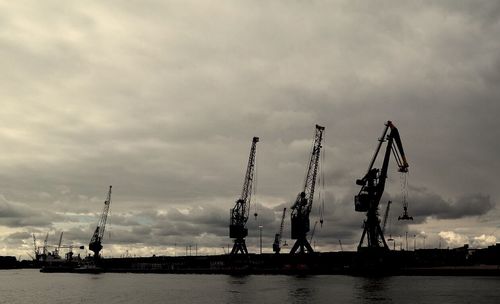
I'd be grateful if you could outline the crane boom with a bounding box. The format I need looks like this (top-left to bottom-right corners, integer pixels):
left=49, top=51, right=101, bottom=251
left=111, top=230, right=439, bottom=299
left=290, top=124, right=325, bottom=254
left=355, top=121, right=409, bottom=250
left=229, top=137, right=259, bottom=255
left=273, top=208, right=287, bottom=254
left=89, top=185, right=112, bottom=260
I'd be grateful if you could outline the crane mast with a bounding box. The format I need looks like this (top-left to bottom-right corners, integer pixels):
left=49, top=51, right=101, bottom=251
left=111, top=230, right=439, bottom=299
left=273, top=208, right=287, bottom=254
left=290, top=124, right=325, bottom=254
left=89, top=185, right=112, bottom=260
left=229, top=137, right=259, bottom=255
left=355, top=121, right=409, bottom=250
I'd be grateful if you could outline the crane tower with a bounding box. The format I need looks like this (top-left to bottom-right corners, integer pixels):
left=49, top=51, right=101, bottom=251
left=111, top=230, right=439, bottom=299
left=89, top=185, right=112, bottom=260
left=229, top=137, right=259, bottom=255
left=290, top=125, right=325, bottom=254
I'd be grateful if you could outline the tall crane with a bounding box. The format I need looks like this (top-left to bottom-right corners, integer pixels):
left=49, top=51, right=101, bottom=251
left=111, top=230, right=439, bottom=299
left=355, top=121, right=409, bottom=250
left=273, top=208, right=287, bottom=254
left=89, top=185, right=112, bottom=260
left=229, top=137, right=259, bottom=255
left=290, top=125, right=325, bottom=254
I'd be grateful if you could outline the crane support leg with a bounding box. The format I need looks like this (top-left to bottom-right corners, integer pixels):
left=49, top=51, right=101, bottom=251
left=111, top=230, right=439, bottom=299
left=290, top=236, right=314, bottom=254
left=358, top=211, right=389, bottom=250
left=231, top=238, right=248, bottom=255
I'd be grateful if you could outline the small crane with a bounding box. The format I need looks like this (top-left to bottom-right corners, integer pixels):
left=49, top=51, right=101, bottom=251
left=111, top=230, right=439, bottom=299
left=273, top=208, right=287, bottom=254
left=229, top=137, right=259, bottom=255
left=89, top=185, right=112, bottom=260
left=54, top=232, right=64, bottom=257
left=290, top=125, right=325, bottom=254
left=32, top=234, right=39, bottom=260
left=42, top=232, right=49, bottom=256
left=355, top=121, right=409, bottom=250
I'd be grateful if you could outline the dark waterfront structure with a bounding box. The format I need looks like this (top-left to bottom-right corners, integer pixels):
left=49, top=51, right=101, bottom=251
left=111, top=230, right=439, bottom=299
left=31, top=243, right=500, bottom=275
left=0, top=256, right=17, bottom=269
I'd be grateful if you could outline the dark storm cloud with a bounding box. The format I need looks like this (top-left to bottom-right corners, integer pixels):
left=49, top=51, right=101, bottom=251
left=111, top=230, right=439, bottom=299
left=5, top=231, right=31, bottom=241
left=0, top=196, right=60, bottom=228
left=405, top=189, right=494, bottom=220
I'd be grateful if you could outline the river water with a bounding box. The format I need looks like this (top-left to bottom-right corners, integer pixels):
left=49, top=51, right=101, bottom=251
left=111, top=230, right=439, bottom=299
left=1, top=269, right=499, bottom=303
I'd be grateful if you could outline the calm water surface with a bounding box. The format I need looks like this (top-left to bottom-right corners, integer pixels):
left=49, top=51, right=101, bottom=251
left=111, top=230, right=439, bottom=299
left=1, top=269, right=499, bottom=303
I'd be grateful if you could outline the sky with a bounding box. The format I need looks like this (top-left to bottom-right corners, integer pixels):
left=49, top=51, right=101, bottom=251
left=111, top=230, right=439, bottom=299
left=1, top=0, right=500, bottom=259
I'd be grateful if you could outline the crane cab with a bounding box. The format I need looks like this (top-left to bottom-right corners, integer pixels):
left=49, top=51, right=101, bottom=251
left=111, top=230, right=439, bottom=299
left=355, top=193, right=370, bottom=212
left=229, top=225, right=248, bottom=239
left=291, top=216, right=310, bottom=239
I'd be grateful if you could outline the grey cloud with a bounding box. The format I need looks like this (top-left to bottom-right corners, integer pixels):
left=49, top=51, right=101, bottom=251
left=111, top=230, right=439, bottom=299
left=1, top=1, right=500, bottom=255
left=0, top=196, right=60, bottom=228
left=406, top=190, right=494, bottom=220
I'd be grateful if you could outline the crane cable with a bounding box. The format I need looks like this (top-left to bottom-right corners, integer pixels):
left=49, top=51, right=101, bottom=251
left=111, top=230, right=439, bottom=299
left=107, top=189, right=112, bottom=242
left=319, top=135, right=326, bottom=228
left=400, top=171, right=409, bottom=210
left=253, top=147, right=259, bottom=220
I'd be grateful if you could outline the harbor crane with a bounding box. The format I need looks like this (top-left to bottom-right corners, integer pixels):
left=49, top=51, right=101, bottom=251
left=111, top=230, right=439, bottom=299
left=355, top=121, right=409, bottom=250
left=55, top=232, right=64, bottom=257
left=273, top=208, right=287, bottom=254
left=89, top=185, right=112, bottom=260
left=229, top=137, right=259, bottom=255
left=42, top=233, right=49, bottom=256
left=290, top=125, right=325, bottom=254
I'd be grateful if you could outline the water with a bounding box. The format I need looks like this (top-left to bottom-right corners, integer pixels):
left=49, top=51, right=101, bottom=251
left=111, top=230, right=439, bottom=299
left=1, top=269, right=499, bottom=304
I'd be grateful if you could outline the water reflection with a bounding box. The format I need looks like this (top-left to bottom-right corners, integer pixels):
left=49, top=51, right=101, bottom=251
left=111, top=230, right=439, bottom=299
left=354, top=277, right=394, bottom=303
left=225, top=275, right=250, bottom=304
left=286, top=276, right=317, bottom=304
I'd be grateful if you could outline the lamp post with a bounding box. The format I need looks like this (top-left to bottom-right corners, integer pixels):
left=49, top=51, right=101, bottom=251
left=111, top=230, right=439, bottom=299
left=405, top=232, right=408, bottom=251
left=258, top=225, right=263, bottom=254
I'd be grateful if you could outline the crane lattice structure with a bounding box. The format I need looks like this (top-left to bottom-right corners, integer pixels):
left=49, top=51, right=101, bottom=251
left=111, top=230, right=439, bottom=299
left=273, top=208, right=287, bottom=254
left=290, top=124, right=325, bottom=254
left=355, top=121, right=409, bottom=250
left=89, top=185, right=112, bottom=260
left=229, top=137, right=259, bottom=255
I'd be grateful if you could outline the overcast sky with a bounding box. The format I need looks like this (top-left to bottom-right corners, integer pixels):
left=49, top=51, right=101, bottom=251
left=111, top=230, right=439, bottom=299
left=1, top=0, right=500, bottom=258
